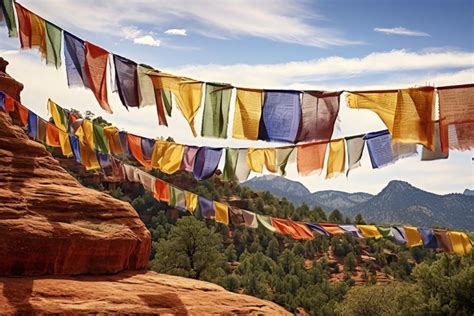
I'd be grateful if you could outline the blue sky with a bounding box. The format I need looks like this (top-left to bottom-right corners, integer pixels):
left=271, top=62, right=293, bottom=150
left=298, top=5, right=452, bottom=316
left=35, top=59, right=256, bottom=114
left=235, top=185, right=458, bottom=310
left=1, top=0, right=473, bottom=194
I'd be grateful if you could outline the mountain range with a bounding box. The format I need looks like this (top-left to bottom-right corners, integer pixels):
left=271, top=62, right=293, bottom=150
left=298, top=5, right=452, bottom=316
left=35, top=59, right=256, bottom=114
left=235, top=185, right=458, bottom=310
left=242, top=175, right=474, bottom=230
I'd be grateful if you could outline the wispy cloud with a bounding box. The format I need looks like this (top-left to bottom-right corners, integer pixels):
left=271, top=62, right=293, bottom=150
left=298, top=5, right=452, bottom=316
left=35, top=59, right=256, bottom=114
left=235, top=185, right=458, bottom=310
left=20, top=0, right=359, bottom=47
left=374, top=27, right=430, bottom=37
left=164, top=29, right=187, bottom=36
left=121, top=26, right=161, bottom=47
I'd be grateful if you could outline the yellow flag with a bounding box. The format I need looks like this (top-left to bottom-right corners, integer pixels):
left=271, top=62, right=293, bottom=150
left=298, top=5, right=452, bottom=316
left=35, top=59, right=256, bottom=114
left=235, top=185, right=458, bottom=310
left=29, top=11, right=47, bottom=59
left=47, top=99, right=72, bottom=157
left=185, top=191, right=198, bottom=214
left=447, top=232, right=472, bottom=255
left=103, top=126, right=123, bottom=155
left=232, top=88, right=263, bottom=140
left=357, top=225, right=382, bottom=239
left=214, top=201, right=229, bottom=225
left=246, top=148, right=277, bottom=173
left=403, top=226, right=423, bottom=247
left=151, top=140, right=185, bottom=174
left=326, top=139, right=345, bottom=179
left=75, top=120, right=100, bottom=170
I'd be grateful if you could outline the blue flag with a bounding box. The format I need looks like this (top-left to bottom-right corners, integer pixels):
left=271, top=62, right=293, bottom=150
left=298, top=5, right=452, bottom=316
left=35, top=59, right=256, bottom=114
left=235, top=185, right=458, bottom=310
left=198, top=196, right=214, bottom=219
left=64, top=31, right=89, bottom=88
left=27, top=111, right=38, bottom=139
left=141, top=137, right=155, bottom=161
left=0, top=91, right=4, bottom=111
left=419, top=227, right=438, bottom=249
left=364, top=130, right=394, bottom=168
left=193, top=147, right=223, bottom=181
left=118, top=131, right=131, bottom=158
left=113, top=54, right=139, bottom=109
left=305, top=223, right=331, bottom=237
left=69, top=135, right=81, bottom=163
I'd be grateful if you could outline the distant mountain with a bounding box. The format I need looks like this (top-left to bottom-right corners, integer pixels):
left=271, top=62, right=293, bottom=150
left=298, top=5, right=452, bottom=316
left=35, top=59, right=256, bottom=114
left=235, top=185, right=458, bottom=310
left=242, top=176, right=474, bottom=230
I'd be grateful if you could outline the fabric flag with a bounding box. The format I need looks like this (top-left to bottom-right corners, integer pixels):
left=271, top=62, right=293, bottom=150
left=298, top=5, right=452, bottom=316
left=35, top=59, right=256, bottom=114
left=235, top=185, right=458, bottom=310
left=260, top=90, right=301, bottom=143
left=235, top=149, right=251, bottom=181
left=364, top=130, right=394, bottom=169
left=141, top=137, right=155, bottom=161
left=297, top=91, right=340, bottom=142
left=320, top=224, right=345, bottom=236
left=198, top=196, right=214, bottom=219
left=377, top=226, right=393, bottom=238
left=1, top=0, right=17, bottom=37
left=45, top=21, right=61, bottom=68
left=242, top=210, right=258, bottom=228
left=418, top=228, right=438, bottom=249
left=246, top=148, right=277, bottom=173
left=185, top=191, right=198, bottom=213
left=162, top=89, right=173, bottom=117
left=153, top=88, right=169, bottom=126
left=290, top=222, right=315, bottom=240
left=339, top=225, right=364, bottom=238
left=113, top=54, right=139, bottom=109
left=391, top=226, right=407, bottom=244
left=433, top=230, right=453, bottom=253
left=222, top=148, right=239, bottom=181
left=127, top=134, right=151, bottom=169
left=214, top=201, right=229, bottom=225
left=232, top=88, right=263, bottom=140
left=78, top=140, right=100, bottom=170
left=15, top=3, right=47, bottom=58
left=229, top=208, right=245, bottom=226
left=47, top=99, right=72, bottom=156
left=437, top=85, right=474, bottom=152
left=37, top=118, right=47, bottom=143
left=271, top=218, right=313, bottom=240
left=403, top=226, right=423, bottom=247
left=137, top=169, right=156, bottom=193
left=391, top=142, right=417, bottom=161
left=276, top=147, right=294, bottom=176
left=345, top=135, right=365, bottom=176
left=110, top=157, right=125, bottom=181
left=326, top=139, right=345, bottom=179
left=123, top=164, right=139, bottom=182
left=421, top=122, right=449, bottom=161
left=84, top=42, right=111, bottom=113
left=3, top=94, right=13, bottom=112
left=256, top=215, right=276, bottom=232
left=103, top=126, right=123, bottom=155
left=0, top=91, right=4, bottom=111
left=64, top=31, right=89, bottom=88
left=45, top=123, right=61, bottom=147
left=297, top=142, right=328, bottom=176
left=447, top=232, right=472, bottom=255
left=154, top=178, right=170, bottom=203
left=119, top=131, right=131, bottom=158
left=69, top=135, right=81, bottom=163
left=180, top=145, right=198, bottom=172
left=169, top=186, right=186, bottom=209
left=357, top=225, right=382, bottom=239
left=201, top=83, right=232, bottom=138
left=16, top=103, right=28, bottom=127
left=93, top=123, right=109, bottom=154
left=27, top=111, right=38, bottom=139
left=193, top=147, right=223, bottom=181
left=137, top=65, right=156, bottom=107
left=305, top=223, right=331, bottom=237
left=97, top=152, right=112, bottom=170
left=151, top=140, right=184, bottom=174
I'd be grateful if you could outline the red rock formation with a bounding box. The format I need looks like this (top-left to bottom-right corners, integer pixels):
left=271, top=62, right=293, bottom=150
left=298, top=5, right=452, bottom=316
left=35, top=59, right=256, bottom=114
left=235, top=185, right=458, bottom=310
left=0, top=271, right=290, bottom=314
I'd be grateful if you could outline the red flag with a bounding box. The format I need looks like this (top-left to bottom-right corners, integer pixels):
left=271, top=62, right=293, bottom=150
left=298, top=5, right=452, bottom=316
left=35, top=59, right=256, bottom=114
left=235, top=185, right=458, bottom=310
left=84, top=42, right=112, bottom=113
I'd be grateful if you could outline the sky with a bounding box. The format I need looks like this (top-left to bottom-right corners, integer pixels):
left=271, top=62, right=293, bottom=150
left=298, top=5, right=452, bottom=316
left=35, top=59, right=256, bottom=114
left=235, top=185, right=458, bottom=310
left=0, top=0, right=473, bottom=195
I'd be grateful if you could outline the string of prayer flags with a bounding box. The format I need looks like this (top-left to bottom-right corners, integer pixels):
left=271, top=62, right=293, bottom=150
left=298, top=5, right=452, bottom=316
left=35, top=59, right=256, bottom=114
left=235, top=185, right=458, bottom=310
left=297, top=141, right=327, bottom=176
left=364, top=130, right=394, bottom=169
left=15, top=3, right=47, bottom=59
left=246, top=148, right=277, bottom=173
left=271, top=218, right=314, bottom=240
left=345, top=135, right=365, bottom=176
left=326, top=139, right=345, bottom=179
left=418, top=228, right=438, bottom=249
left=198, top=196, right=214, bottom=219
left=297, top=91, right=340, bottom=142
left=151, top=140, right=184, bottom=174
left=214, top=201, right=229, bottom=225
left=1, top=0, right=17, bottom=37
left=113, top=54, right=139, bottom=109
left=260, top=90, right=301, bottom=143
left=421, top=122, right=448, bottom=161
left=84, top=42, right=111, bottom=113
left=232, top=88, right=263, bottom=140
left=64, top=31, right=89, bottom=88
left=437, top=84, right=474, bottom=152
left=403, top=226, right=423, bottom=247
left=201, top=83, right=232, bottom=138
left=180, top=145, right=198, bottom=172
left=192, top=147, right=223, bottom=181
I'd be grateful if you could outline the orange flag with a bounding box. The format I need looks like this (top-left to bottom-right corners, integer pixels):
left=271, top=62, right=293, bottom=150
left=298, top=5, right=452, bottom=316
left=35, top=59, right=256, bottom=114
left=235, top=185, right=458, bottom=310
left=45, top=123, right=61, bottom=147
left=297, top=142, right=328, bottom=176
left=271, top=218, right=314, bottom=240
left=84, top=42, right=112, bottom=113
left=320, top=224, right=345, bottom=236
left=126, top=134, right=151, bottom=169
left=16, top=102, right=29, bottom=127
left=154, top=179, right=170, bottom=203
left=14, top=3, right=47, bottom=58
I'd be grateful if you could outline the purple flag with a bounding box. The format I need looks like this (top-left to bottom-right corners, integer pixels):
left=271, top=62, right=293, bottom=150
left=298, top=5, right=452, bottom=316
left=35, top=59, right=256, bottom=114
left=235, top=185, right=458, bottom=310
left=141, top=137, right=155, bottom=161
left=193, top=147, right=223, bottom=181
left=64, top=31, right=89, bottom=88
left=260, top=90, right=301, bottom=143
left=198, top=196, right=214, bottom=219
left=181, top=145, right=198, bottom=172
left=419, top=228, right=438, bottom=249
left=364, top=130, right=394, bottom=168
left=113, top=54, right=139, bottom=109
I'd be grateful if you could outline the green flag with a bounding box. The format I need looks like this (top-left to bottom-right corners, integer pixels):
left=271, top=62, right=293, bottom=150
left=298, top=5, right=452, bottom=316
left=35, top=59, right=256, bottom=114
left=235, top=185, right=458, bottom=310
left=201, top=83, right=232, bottom=138
left=256, top=215, right=276, bottom=232
left=45, top=21, right=62, bottom=68
left=377, top=226, right=392, bottom=238
left=223, top=148, right=239, bottom=181
left=162, top=89, right=172, bottom=116
left=1, top=0, right=17, bottom=37
left=93, top=123, right=109, bottom=154
left=276, top=147, right=294, bottom=176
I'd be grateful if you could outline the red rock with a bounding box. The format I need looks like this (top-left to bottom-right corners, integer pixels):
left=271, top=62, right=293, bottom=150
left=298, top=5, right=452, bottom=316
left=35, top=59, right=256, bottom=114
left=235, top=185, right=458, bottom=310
left=0, top=271, right=290, bottom=315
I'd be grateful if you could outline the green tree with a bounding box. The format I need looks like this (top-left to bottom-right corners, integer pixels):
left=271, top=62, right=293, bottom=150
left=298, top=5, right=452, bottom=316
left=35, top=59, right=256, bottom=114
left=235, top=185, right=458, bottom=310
left=354, top=213, right=366, bottom=225
left=151, top=217, right=225, bottom=282
left=266, top=238, right=280, bottom=261
left=328, top=209, right=344, bottom=223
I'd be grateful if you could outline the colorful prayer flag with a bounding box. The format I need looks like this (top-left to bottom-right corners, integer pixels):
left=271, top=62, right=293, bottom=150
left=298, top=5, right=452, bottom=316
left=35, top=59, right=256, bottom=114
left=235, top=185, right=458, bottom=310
left=214, top=201, right=229, bottom=225
left=232, top=88, right=263, bottom=140
left=193, top=147, right=223, bottom=181
left=297, top=142, right=327, bottom=176
left=84, top=42, right=111, bottom=113
left=345, top=135, right=365, bottom=176
left=45, top=21, right=62, bottom=68
left=151, top=140, right=185, bottom=174
left=403, top=226, right=423, bottom=247
left=64, top=31, right=89, bottom=88
left=326, top=139, right=346, bottom=179
left=113, top=54, right=139, bottom=109
left=198, top=196, right=214, bottom=219
left=246, top=148, right=277, bottom=173
left=1, top=0, right=17, bottom=37
left=364, top=130, right=394, bottom=168
left=201, top=83, right=232, bottom=138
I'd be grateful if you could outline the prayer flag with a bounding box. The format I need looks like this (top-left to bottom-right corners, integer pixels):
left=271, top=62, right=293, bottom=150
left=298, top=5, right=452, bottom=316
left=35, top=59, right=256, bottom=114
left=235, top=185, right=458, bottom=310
left=297, top=142, right=327, bottom=176
left=37, top=118, right=47, bottom=143
left=392, top=142, right=417, bottom=161
left=229, top=208, right=245, bottom=226
left=357, top=225, right=382, bottom=239
left=27, top=111, right=38, bottom=139
left=137, top=65, right=156, bottom=107
left=297, top=91, right=340, bottom=142
left=339, top=225, right=364, bottom=238
left=433, top=230, right=453, bottom=253
left=391, top=226, right=407, bottom=244
left=93, top=123, right=109, bottom=154
left=242, top=210, right=258, bottom=228
left=320, top=224, right=345, bottom=236
left=260, top=90, right=301, bottom=143
left=169, top=186, right=186, bottom=210
left=103, top=126, right=123, bottom=155
left=326, top=139, right=346, bottom=179
left=364, top=130, right=394, bottom=168
left=113, top=54, right=139, bottom=109
left=126, top=134, right=151, bottom=169
left=119, top=131, right=131, bottom=158
left=276, top=147, right=294, bottom=176
left=246, top=148, right=277, bottom=173
left=45, top=21, right=61, bottom=68
left=377, top=226, right=393, bottom=238
left=15, top=3, right=47, bottom=58
left=271, top=218, right=299, bottom=237
left=0, top=91, right=4, bottom=111
left=437, top=85, right=474, bottom=152
left=232, top=88, right=263, bottom=140
left=345, top=135, right=365, bottom=176
left=198, top=196, right=214, bottom=219
left=193, top=147, right=223, bottom=181
left=290, top=222, right=315, bottom=240
left=235, top=149, right=251, bottom=181
left=123, top=164, right=140, bottom=182
left=64, top=31, right=89, bottom=87
left=141, top=137, right=155, bottom=161
left=214, top=201, right=229, bottom=225
left=69, top=135, right=81, bottom=163
left=305, top=223, right=331, bottom=237
left=403, top=226, right=423, bottom=247
left=4, top=94, right=13, bottom=112
left=418, top=228, right=438, bottom=249
left=257, top=215, right=276, bottom=232
left=447, top=232, right=472, bottom=255
left=201, top=83, right=232, bottom=138
left=45, top=123, right=60, bottom=147
left=1, top=0, right=17, bottom=37
left=185, top=191, right=198, bottom=213
left=16, top=102, right=28, bottom=128
left=180, top=145, right=198, bottom=172
left=154, top=178, right=170, bottom=203
left=421, top=122, right=448, bottom=161
left=151, top=140, right=184, bottom=174
left=47, top=99, right=72, bottom=156
left=84, top=42, right=111, bottom=113
left=97, top=152, right=112, bottom=170
left=222, top=148, right=239, bottom=181
left=137, top=169, right=156, bottom=193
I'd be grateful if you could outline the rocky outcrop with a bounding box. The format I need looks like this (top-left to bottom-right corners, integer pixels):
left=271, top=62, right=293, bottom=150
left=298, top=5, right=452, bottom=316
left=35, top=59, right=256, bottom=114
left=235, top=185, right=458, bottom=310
left=0, top=271, right=290, bottom=315
left=0, top=109, right=151, bottom=276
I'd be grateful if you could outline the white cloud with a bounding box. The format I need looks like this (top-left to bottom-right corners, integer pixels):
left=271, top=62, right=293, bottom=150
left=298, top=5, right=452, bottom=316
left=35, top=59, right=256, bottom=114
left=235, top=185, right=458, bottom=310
left=164, top=29, right=187, bottom=36
left=133, top=35, right=161, bottom=47
left=18, top=0, right=358, bottom=47
left=121, top=26, right=142, bottom=39
left=374, top=27, right=430, bottom=37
